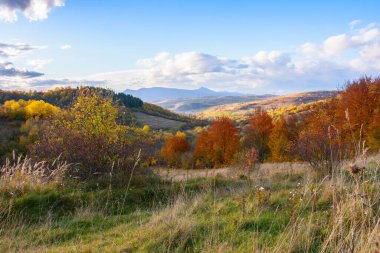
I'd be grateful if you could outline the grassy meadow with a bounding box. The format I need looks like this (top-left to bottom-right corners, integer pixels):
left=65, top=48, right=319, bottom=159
left=0, top=154, right=378, bottom=252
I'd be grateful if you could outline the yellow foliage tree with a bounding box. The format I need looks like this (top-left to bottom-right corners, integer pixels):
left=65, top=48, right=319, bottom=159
left=142, top=125, right=150, bottom=133
left=65, top=94, right=119, bottom=140
left=176, top=131, right=186, bottom=138
left=3, top=99, right=59, bottom=119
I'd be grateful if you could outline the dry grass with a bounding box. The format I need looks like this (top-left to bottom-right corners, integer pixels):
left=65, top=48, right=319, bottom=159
left=0, top=154, right=378, bottom=252
left=0, top=154, right=69, bottom=193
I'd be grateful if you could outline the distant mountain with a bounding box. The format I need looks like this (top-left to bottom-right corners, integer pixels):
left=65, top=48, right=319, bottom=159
left=155, top=95, right=276, bottom=113
left=124, top=87, right=245, bottom=102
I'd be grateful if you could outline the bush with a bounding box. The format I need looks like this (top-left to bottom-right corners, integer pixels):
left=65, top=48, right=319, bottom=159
left=31, top=94, right=156, bottom=178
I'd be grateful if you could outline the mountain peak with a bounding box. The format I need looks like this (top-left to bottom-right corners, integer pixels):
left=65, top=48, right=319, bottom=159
left=124, top=86, right=245, bottom=102
left=197, top=87, right=211, bottom=91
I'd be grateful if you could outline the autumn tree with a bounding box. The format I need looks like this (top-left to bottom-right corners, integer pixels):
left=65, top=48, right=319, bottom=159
left=193, top=130, right=212, bottom=167
left=2, top=99, right=59, bottom=119
left=269, top=116, right=294, bottom=162
left=333, top=77, right=380, bottom=153
left=32, top=93, right=151, bottom=178
left=242, top=108, right=274, bottom=161
left=160, top=136, right=190, bottom=167
left=296, top=108, right=343, bottom=174
left=67, top=94, right=119, bottom=139
left=368, top=108, right=380, bottom=151
left=194, top=117, right=239, bottom=167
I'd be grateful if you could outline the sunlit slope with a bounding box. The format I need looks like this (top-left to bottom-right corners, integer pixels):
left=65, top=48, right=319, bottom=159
left=199, top=90, right=339, bottom=120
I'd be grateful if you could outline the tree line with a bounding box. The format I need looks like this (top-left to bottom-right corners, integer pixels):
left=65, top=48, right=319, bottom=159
left=161, top=77, right=380, bottom=174
left=0, top=86, right=143, bottom=109
left=0, top=77, right=378, bottom=178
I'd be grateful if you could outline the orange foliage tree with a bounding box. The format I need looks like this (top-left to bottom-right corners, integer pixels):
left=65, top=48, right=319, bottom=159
left=296, top=107, right=344, bottom=174
left=194, top=117, right=239, bottom=167
left=333, top=77, right=380, bottom=153
left=269, top=116, right=295, bottom=162
left=160, top=136, right=190, bottom=167
left=242, top=108, right=274, bottom=161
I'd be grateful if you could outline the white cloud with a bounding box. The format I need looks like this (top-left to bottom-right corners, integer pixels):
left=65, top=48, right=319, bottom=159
left=60, top=44, right=71, bottom=50
left=359, top=43, right=380, bottom=60
left=0, top=42, right=46, bottom=89
left=82, top=22, right=380, bottom=93
left=27, top=59, right=52, bottom=70
left=2, top=21, right=380, bottom=93
left=0, top=42, right=41, bottom=58
left=323, top=34, right=351, bottom=56
left=349, top=19, right=361, bottom=30
left=0, top=76, right=107, bottom=91
left=0, top=0, right=64, bottom=22
left=0, top=61, right=44, bottom=78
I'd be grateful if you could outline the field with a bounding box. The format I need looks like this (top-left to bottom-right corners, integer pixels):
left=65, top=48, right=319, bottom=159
left=135, top=112, right=187, bottom=129
left=0, top=155, right=378, bottom=252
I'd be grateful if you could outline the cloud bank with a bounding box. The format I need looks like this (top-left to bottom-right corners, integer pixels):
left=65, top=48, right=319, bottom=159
left=1, top=21, right=380, bottom=93
left=0, top=61, right=43, bottom=78
left=85, top=21, right=380, bottom=93
left=0, top=41, right=105, bottom=91
left=0, top=42, right=44, bottom=87
left=0, top=0, right=64, bottom=22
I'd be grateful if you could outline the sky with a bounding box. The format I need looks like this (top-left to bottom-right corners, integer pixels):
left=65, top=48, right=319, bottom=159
left=0, top=0, right=380, bottom=94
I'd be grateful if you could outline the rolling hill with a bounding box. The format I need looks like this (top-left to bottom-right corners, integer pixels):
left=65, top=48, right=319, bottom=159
left=199, top=90, right=340, bottom=120
left=0, top=87, right=206, bottom=130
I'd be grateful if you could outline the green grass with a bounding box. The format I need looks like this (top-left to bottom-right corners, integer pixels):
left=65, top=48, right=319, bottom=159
left=0, top=157, right=379, bottom=252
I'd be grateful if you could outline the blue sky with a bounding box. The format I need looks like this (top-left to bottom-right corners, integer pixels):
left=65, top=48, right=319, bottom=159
left=0, top=0, right=380, bottom=93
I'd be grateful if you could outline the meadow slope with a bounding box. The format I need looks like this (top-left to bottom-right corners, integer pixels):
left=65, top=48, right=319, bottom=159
left=0, top=155, right=378, bottom=252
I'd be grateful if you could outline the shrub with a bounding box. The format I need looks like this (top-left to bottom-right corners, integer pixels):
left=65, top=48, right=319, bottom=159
left=31, top=94, right=154, bottom=178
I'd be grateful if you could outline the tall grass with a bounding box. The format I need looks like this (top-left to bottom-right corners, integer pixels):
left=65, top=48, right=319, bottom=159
left=0, top=153, right=69, bottom=194
left=0, top=153, right=378, bottom=252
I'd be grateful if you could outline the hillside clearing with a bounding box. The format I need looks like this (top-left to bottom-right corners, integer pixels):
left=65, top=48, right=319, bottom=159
left=134, top=112, right=186, bottom=129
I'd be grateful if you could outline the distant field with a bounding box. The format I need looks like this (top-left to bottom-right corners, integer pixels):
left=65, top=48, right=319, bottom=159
left=135, top=112, right=186, bottom=129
